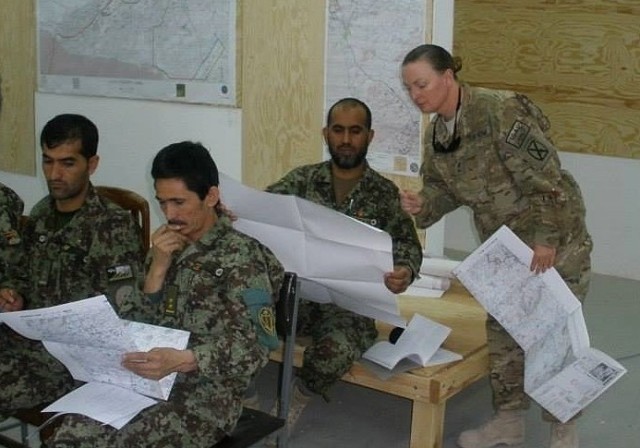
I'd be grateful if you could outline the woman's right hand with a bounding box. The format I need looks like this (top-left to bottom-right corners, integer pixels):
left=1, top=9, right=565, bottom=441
left=400, top=190, right=424, bottom=216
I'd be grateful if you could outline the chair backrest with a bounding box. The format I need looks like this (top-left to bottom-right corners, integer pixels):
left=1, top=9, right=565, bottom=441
left=95, top=186, right=150, bottom=250
left=214, top=271, right=299, bottom=448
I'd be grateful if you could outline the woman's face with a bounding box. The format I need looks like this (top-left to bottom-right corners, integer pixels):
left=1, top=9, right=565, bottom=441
left=402, top=59, right=452, bottom=115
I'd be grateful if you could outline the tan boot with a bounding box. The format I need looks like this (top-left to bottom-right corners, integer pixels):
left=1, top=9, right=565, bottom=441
left=457, top=410, right=525, bottom=448
left=550, top=421, right=578, bottom=448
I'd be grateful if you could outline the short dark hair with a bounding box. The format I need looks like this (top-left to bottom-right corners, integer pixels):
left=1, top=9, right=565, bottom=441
left=326, top=97, right=372, bottom=129
left=40, top=114, right=99, bottom=159
left=402, top=44, right=462, bottom=79
left=151, top=141, right=219, bottom=200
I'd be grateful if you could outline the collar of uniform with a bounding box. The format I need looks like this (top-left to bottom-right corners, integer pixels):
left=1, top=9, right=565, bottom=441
left=192, top=213, right=232, bottom=248
left=43, top=182, right=103, bottom=214
left=313, top=159, right=374, bottom=185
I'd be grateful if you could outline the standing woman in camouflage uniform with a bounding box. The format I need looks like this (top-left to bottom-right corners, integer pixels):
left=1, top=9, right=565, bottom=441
left=400, top=44, right=591, bottom=448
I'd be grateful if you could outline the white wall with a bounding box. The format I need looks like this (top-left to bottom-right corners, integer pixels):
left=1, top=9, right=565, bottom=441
left=1, top=2, right=637, bottom=280
left=0, top=92, right=242, bottom=231
left=444, top=152, right=640, bottom=281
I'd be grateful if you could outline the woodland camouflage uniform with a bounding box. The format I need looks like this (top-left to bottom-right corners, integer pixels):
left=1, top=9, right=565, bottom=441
left=267, top=160, right=422, bottom=397
left=0, top=184, right=143, bottom=414
left=0, top=182, right=24, bottom=284
left=50, top=215, right=284, bottom=447
left=413, top=84, right=592, bottom=417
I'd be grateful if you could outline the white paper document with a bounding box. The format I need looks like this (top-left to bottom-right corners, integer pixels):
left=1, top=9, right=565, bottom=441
left=219, top=174, right=404, bottom=327
left=453, top=225, right=626, bottom=422
left=362, top=314, right=461, bottom=378
left=0, top=296, right=190, bottom=428
left=404, top=273, right=451, bottom=298
left=43, top=383, right=158, bottom=430
left=419, top=256, right=460, bottom=279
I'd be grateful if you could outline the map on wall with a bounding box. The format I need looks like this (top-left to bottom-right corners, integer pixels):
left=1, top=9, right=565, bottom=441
left=325, top=0, right=426, bottom=176
left=37, top=0, right=236, bottom=106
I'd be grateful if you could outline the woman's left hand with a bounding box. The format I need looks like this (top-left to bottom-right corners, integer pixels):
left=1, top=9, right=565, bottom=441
left=530, top=244, right=556, bottom=274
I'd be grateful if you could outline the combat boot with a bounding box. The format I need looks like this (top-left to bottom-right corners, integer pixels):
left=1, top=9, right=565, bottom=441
left=550, top=421, right=578, bottom=448
left=457, top=410, right=525, bottom=448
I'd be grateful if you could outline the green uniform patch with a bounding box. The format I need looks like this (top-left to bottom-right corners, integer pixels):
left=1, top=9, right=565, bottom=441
left=242, top=288, right=278, bottom=350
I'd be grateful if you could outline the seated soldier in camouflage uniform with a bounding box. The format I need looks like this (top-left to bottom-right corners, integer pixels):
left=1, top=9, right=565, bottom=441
left=0, top=182, right=24, bottom=285
left=264, top=98, right=423, bottom=433
left=0, top=114, right=144, bottom=424
left=50, top=141, right=285, bottom=447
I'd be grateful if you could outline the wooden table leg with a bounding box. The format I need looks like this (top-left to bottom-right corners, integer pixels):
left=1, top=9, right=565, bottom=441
left=410, top=399, right=445, bottom=448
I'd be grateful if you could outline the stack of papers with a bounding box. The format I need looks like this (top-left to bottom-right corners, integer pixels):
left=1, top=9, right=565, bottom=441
left=405, top=256, right=459, bottom=298
left=0, top=295, right=190, bottom=428
left=453, top=225, right=626, bottom=422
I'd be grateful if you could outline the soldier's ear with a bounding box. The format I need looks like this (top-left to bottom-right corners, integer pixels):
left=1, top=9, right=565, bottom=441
left=87, top=155, right=100, bottom=175
left=205, top=186, right=219, bottom=208
left=367, top=128, right=375, bottom=145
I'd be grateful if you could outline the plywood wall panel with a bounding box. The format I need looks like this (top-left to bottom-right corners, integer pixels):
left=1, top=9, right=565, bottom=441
left=454, top=0, right=639, bottom=158
left=0, top=0, right=36, bottom=175
left=241, top=0, right=326, bottom=188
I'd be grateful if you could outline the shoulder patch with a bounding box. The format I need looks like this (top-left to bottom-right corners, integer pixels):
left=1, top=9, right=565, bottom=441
left=506, top=120, right=530, bottom=148
left=524, top=137, right=551, bottom=163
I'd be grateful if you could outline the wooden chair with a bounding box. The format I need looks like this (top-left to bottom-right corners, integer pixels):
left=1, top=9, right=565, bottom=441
left=214, top=272, right=300, bottom=448
left=95, top=185, right=151, bottom=250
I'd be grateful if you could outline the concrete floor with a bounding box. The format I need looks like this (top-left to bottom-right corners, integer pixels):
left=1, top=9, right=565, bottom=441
left=257, top=272, right=640, bottom=448
left=1, top=272, right=637, bottom=447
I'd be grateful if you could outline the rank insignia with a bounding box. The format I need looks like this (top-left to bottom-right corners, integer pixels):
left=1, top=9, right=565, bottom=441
left=164, top=285, right=178, bottom=316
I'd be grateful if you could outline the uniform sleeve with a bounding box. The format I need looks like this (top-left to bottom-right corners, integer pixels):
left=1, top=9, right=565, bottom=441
left=118, top=252, right=158, bottom=322
left=0, top=187, right=24, bottom=285
left=190, top=251, right=284, bottom=379
left=265, top=168, right=305, bottom=196
left=384, top=186, right=423, bottom=279
left=495, top=94, right=567, bottom=247
left=414, top=144, right=460, bottom=229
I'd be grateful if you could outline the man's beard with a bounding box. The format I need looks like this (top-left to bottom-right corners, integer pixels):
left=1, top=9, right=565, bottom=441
left=329, top=144, right=368, bottom=169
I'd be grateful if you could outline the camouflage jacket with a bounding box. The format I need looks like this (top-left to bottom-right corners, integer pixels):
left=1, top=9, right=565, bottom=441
left=122, top=216, right=284, bottom=383
left=0, top=182, right=24, bottom=283
left=3, top=184, right=144, bottom=309
left=416, top=84, right=589, bottom=249
left=266, top=161, right=422, bottom=277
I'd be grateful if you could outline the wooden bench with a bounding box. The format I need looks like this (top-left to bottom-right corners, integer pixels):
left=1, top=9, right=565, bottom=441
left=270, top=282, right=489, bottom=448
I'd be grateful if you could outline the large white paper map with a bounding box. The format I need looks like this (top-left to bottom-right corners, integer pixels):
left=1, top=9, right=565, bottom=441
left=454, top=225, right=626, bottom=422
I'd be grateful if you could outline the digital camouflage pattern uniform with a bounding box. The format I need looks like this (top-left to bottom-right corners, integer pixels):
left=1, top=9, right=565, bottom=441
left=50, top=215, right=284, bottom=447
left=0, top=184, right=144, bottom=414
left=267, top=161, right=422, bottom=397
left=0, top=182, right=24, bottom=284
left=413, top=84, right=592, bottom=418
